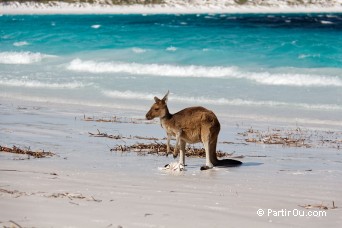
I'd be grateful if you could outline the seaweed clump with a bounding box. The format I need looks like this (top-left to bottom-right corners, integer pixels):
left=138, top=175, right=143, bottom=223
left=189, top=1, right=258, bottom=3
left=0, top=145, right=55, bottom=158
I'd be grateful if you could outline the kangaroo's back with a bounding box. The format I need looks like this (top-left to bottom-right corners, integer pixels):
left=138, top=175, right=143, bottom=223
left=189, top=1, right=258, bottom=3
left=171, top=106, right=220, bottom=143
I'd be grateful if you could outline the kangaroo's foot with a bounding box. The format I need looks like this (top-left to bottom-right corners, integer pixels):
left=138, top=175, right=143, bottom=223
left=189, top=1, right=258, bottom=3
left=200, top=165, right=213, bottom=171
left=200, top=161, right=214, bottom=170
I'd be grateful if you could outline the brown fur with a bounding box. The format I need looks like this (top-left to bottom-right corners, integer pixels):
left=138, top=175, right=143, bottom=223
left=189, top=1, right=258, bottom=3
left=146, top=91, right=241, bottom=170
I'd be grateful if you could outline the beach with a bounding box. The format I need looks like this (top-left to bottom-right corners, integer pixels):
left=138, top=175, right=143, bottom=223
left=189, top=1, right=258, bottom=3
left=1, top=2, right=342, bottom=227
left=1, top=97, right=341, bottom=228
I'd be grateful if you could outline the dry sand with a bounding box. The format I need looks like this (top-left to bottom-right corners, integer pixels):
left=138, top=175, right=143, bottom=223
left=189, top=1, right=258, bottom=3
left=2, top=1, right=342, bottom=15
left=0, top=99, right=341, bottom=228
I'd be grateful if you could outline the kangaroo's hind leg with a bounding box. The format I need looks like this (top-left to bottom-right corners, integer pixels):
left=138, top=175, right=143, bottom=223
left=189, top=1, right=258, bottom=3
left=166, top=133, right=172, bottom=157
left=172, top=129, right=182, bottom=158
left=200, top=139, right=214, bottom=170
left=179, top=139, right=186, bottom=166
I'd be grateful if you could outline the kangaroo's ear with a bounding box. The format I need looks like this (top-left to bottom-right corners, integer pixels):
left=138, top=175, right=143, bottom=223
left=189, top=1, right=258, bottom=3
left=154, top=96, right=161, bottom=103
left=162, top=90, right=169, bottom=102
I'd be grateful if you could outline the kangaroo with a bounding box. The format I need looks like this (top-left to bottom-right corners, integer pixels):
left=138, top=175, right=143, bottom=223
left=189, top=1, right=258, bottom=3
left=145, top=91, right=242, bottom=170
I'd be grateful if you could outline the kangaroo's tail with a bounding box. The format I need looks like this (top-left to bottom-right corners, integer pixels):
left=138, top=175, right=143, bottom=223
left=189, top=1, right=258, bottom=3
left=215, top=158, right=242, bottom=167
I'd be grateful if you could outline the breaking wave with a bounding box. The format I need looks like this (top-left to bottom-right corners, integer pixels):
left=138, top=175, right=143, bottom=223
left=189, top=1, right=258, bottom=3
left=0, top=51, right=55, bottom=64
left=0, top=79, right=87, bottom=89
left=67, top=59, right=342, bottom=87
left=102, top=90, right=342, bottom=111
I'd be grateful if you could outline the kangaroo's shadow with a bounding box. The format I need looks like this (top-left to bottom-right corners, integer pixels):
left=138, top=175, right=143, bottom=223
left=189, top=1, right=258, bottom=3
left=215, top=161, right=264, bottom=169
left=241, top=162, right=264, bottom=167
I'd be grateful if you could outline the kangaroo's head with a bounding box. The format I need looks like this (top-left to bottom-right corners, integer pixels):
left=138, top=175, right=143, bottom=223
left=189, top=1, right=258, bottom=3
left=146, top=91, right=169, bottom=120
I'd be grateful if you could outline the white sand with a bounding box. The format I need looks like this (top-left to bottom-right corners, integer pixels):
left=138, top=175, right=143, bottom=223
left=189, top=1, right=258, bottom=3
left=0, top=99, right=341, bottom=227
left=1, top=1, right=342, bottom=14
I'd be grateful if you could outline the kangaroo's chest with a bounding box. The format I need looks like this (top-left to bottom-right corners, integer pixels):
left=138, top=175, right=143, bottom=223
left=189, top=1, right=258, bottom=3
left=161, top=121, right=175, bottom=136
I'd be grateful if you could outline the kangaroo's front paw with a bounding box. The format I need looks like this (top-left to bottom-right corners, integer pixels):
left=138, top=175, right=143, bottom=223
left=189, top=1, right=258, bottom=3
left=172, top=149, right=179, bottom=159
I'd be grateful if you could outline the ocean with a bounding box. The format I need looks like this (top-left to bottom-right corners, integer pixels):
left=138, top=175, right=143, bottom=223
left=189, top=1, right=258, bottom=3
left=0, top=14, right=341, bottom=127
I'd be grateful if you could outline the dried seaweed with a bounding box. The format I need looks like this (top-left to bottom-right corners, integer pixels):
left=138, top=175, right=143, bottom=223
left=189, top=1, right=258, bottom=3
left=0, top=188, right=101, bottom=203
left=48, top=192, right=101, bottom=202
left=240, top=128, right=309, bottom=147
left=83, top=115, right=119, bottom=123
left=82, top=115, right=153, bottom=124
left=88, top=130, right=160, bottom=141
left=89, top=129, right=123, bottom=139
left=0, top=220, right=23, bottom=228
left=298, top=201, right=337, bottom=210
left=239, top=127, right=342, bottom=149
left=89, top=129, right=234, bottom=158
left=0, top=145, right=55, bottom=158
left=110, top=142, right=232, bottom=158
left=0, top=188, right=29, bottom=198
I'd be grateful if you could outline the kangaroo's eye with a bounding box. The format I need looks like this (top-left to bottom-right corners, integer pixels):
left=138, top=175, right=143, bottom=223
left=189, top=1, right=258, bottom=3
left=154, top=108, right=159, bottom=111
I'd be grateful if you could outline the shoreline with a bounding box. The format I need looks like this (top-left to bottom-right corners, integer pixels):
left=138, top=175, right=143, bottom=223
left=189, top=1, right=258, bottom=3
left=1, top=96, right=341, bottom=131
left=2, top=3, right=342, bottom=15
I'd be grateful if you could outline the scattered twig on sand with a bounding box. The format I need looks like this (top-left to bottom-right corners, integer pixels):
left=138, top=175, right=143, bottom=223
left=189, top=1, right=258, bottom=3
left=1, top=220, right=24, bottom=228
left=0, top=188, right=102, bottom=203
left=48, top=192, right=102, bottom=202
left=133, top=136, right=160, bottom=141
left=82, top=114, right=154, bottom=125
left=83, top=115, right=119, bottom=123
left=298, top=201, right=338, bottom=210
left=89, top=129, right=123, bottom=139
left=0, top=145, right=55, bottom=158
left=110, top=142, right=233, bottom=158
left=89, top=130, right=161, bottom=141
left=0, top=188, right=28, bottom=198
left=9, top=220, right=23, bottom=228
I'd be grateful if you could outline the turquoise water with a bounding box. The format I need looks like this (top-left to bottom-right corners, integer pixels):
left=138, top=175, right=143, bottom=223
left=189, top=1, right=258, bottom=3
left=1, top=14, right=341, bottom=126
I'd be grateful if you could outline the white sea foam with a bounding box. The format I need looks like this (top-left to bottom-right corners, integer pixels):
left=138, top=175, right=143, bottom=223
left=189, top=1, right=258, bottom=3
left=67, top=59, right=342, bottom=87
left=91, top=24, right=101, bottom=29
left=102, top=90, right=342, bottom=111
left=0, top=51, right=54, bottom=64
left=166, top=46, right=177, bottom=51
left=298, top=54, right=320, bottom=59
left=0, top=79, right=87, bottom=89
left=67, top=58, right=237, bottom=77
left=321, top=20, right=334, bottom=24
left=247, top=72, right=342, bottom=87
left=132, top=47, right=146, bottom=53
left=13, top=41, right=29, bottom=46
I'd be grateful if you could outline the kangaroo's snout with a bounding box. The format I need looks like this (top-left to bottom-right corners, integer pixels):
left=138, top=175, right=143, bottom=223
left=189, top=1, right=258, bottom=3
left=145, top=110, right=152, bottom=120
left=145, top=113, right=150, bottom=120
